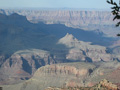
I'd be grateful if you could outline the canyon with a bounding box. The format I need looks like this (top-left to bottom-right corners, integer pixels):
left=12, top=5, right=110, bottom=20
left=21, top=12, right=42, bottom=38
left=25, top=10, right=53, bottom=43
left=0, top=9, right=120, bottom=89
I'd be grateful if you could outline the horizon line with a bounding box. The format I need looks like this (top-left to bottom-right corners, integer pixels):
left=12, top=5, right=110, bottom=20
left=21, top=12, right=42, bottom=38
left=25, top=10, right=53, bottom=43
left=0, top=7, right=111, bottom=11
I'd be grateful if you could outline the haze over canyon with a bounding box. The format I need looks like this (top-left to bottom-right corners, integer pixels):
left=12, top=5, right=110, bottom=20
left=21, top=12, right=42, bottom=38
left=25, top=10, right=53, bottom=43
left=0, top=9, right=120, bottom=90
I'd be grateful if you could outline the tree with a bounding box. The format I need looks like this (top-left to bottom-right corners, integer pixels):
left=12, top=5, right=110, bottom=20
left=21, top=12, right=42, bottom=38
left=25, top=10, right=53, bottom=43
left=107, top=0, right=120, bottom=36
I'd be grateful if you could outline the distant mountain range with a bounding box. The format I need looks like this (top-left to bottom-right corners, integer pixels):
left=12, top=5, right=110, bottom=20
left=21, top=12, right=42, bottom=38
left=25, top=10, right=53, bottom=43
left=0, top=9, right=120, bottom=37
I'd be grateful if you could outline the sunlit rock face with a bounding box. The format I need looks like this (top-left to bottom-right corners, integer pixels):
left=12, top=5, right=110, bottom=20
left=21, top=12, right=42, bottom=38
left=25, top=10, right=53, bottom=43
left=58, top=33, right=113, bottom=62
left=32, top=62, right=96, bottom=88
left=34, top=65, right=89, bottom=76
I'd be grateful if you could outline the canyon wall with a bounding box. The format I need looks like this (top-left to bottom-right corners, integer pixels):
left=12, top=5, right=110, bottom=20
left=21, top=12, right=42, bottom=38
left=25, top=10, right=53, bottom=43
left=0, top=9, right=119, bottom=37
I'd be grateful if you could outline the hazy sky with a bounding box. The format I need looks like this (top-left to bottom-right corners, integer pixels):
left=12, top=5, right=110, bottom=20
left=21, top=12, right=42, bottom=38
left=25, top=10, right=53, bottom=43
left=0, top=0, right=119, bottom=9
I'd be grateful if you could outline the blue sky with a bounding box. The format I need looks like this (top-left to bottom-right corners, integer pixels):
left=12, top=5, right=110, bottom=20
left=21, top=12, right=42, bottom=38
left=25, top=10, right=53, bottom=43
left=0, top=0, right=119, bottom=9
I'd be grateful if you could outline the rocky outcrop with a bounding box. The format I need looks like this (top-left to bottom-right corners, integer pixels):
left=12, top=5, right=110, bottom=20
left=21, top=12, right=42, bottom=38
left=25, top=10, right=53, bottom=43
left=58, top=33, right=113, bottom=62
left=98, top=79, right=119, bottom=90
left=0, top=49, right=55, bottom=84
left=45, top=79, right=119, bottom=90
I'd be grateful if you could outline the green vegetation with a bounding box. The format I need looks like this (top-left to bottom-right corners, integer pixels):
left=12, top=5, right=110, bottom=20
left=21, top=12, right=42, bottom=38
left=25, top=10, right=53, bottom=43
left=107, top=0, right=120, bottom=36
left=107, top=0, right=120, bottom=27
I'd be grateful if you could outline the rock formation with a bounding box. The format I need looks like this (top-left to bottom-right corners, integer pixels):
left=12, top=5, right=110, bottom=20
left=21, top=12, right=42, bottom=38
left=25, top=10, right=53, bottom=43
left=58, top=33, right=113, bottom=62
left=34, top=64, right=92, bottom=77
left=0, top=49, right=55, bottom=84
left=98, top=79, right=119, bottom=90
left=1, top=61, right=120, bottom=90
